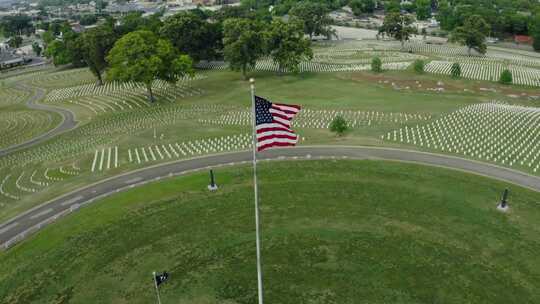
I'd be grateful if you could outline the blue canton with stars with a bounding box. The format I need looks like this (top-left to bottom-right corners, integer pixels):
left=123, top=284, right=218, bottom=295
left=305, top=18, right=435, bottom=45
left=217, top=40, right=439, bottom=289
left=255, top=96, right=274, bottom=125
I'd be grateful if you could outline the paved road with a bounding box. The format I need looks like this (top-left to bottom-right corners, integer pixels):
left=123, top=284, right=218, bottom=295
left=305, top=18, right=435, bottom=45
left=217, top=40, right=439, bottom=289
left=1, top=146, right=540, bottom=250
left=0, top=84, right=78, bottom=157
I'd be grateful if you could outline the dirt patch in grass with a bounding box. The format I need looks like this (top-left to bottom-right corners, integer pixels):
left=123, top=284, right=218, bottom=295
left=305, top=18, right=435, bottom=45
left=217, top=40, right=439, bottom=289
left=343, top=71, right=540, bottom=103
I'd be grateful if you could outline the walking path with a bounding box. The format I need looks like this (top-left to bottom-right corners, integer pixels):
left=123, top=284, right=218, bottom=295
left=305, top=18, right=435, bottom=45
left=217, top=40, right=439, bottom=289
left=1, top=146, right=539, bottom=250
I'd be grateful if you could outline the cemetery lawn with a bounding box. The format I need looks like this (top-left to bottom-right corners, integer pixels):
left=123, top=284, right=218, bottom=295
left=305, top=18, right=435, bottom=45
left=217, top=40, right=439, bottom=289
left=2, top=68, right=540, bottom=223
left=1, top=160, right=539, bottom=304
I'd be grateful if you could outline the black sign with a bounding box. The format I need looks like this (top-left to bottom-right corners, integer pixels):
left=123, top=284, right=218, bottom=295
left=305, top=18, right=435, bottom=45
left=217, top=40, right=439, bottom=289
left=155, top=272, right=169, bottom=286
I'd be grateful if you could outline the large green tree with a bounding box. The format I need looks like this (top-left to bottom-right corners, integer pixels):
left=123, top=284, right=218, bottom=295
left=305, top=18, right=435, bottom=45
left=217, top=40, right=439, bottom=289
left=160, top=12, right=222, bottom=62
left=289, top=1, right=334, bottom=39
left=44, top=29, right=84, bottom=67
left=531, top=14, right=540, bottom=51
left=223, top=18, right=266, bottom=80
left=8, top=36, right=23, bottom=49
left=415, top=0, right=431, bottom=20
left=0, top=15, right=33, bottom=37
left=79, top=14, right=98, bottom=26
left=45, top=40, right=72, bottom=66
left=349, top=0, right=376, bottom=16
left=379, top=12, right=417, bottom=49
left=106, top=30, right=193, bottom=103
left=450, top=15, right=490, bottom=56
left=80, top=25, right=117, bottom=85
left=32, top=42, right=42, bottom=56
left=95, top=0, right=108, bottom=13
left=116, top=12, right=163, bottom=36
left=266, top=19, right=313, bottom=74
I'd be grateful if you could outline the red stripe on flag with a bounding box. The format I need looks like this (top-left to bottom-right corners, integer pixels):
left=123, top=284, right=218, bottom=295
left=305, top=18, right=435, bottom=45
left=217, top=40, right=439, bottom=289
left=272, top=119, right=292, bottom=129
left=271, top=105, right=300, bottom=115
left=271, top=112, right=293, bottom=121
left=256, top=126, right=293, bottom=133
left=257, top=134, right=298, bottom=142
left=273, top=103, right=301, bottom=111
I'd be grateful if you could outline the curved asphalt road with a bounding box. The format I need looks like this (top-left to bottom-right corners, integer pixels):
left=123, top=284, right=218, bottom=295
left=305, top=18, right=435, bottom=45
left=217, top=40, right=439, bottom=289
left=0, top=84, right=77, bottom=157
left=1, top=146, right=540, bottom=250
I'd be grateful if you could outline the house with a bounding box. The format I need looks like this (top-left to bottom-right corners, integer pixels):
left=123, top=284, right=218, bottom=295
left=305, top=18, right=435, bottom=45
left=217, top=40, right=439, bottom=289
left=514, top=35, right=533, bottom=45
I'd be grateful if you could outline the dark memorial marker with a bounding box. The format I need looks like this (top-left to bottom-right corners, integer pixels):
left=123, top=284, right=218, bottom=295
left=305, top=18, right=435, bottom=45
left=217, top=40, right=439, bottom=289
left=208, top=169, right=218, bottom=191
left=497, top=189, right=509, bottom=212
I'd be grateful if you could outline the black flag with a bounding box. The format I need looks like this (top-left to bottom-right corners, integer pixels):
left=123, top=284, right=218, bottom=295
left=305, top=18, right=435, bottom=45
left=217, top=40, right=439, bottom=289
left=155, top=271, right=169, bottom=286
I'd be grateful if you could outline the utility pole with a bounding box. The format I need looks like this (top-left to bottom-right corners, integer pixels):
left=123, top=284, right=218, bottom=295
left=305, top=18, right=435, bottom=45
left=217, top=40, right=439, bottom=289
left=401, top=12, right=405, bottom=50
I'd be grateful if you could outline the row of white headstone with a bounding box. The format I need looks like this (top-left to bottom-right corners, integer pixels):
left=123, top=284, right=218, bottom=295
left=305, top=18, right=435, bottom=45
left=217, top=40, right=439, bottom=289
left=312, top=49, right=427, bottom=65
left=0, top=165, right=78, bottom=201
left=45, top=76, right=205, bottom=103
left=425, top=61, right=540, bottom=87
left=441, top=55, right=540, bottom=69
left=0, top=86, right=29, bottom=106
left=197, top=59, right=412, bottom=73
left=91, top=147, right=119, bottom=172
left=0, top=104, right=240, bottom=170
left=383, top=102, right=540, bottom=173
left=0, top=111, right=55, bottom=148
left=127, top=134, right=252, bottom=165
left=198, top=108, right=431, bottom=129
left=30, top=68, right=94, bottom=88
left=316, top=40, right=540, bottom=70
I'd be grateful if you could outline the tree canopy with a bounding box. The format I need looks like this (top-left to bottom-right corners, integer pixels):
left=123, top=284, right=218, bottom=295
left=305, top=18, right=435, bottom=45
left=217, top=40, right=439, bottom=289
left=223, top=18, right=266, bottom=79
left=8, top=36, right=23, bottom=49
left=531, top=14, right=540, bottom=51
left=266, top=19, right=313, bottom=74
left=415, top=0, right=432, bottom=21
left=435, top=0, right=540, bottom=38
left=44, top=29, right=84, bottom=67
left=349, top=0, right=376, bottom=16
left=289, top=1, right=334, bottom=39
left=0, top=15, right=33, bottom=37
left=160, top=12, right=222, bottom=62
left=106, top=30, right=194, bottom=102
left=80, top=25, right=117, bottom=85
left=379, top=12, right=417, bottom=49
left=450, top=15, right=490, bottom=55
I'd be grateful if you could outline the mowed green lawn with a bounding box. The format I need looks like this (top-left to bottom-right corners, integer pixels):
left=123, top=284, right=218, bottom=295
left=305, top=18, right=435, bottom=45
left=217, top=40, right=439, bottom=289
left=1, top=160, right=540, bottom=304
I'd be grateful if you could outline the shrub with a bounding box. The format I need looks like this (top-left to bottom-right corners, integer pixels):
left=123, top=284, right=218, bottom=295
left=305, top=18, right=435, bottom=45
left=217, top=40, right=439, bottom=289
left=451, top=62, right=461, bottom=79
left=413, top=59, right=425, bottom=74
left=330, top=115, right=348, bottom=136
left=533, top=36, right=540, bottom=52
left=371, top=57, right=382, bottom=73
left=499, top=69, right=513, bottom=85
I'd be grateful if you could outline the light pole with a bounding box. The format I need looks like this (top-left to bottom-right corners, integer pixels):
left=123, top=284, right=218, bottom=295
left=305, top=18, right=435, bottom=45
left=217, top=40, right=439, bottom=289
left=400, top=10, right=406, bottom=50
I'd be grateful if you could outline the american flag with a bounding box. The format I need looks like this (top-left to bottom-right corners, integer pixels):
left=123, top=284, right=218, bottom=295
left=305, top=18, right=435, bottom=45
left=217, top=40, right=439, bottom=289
left=255, top=96, right=301, bottom=152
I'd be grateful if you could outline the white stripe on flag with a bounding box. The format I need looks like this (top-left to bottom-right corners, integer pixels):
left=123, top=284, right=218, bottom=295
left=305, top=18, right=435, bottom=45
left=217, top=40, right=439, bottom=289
left=256, top=137, right=298, bottom=147
left=256, top=123, right=293, bottom=132
left=272, top=104, right=300, bottom=113
left=256, top=130, right=297, bottom=139
left=269, top=108, right=295, bottom=118
left=273, top=116, right=292, bottom=126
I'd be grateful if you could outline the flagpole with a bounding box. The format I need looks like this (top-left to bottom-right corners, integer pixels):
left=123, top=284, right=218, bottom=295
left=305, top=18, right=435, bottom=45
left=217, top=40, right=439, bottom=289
left=152, top=271, right=162, bottom=304
left=250, top=78, right=264, bottom=304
